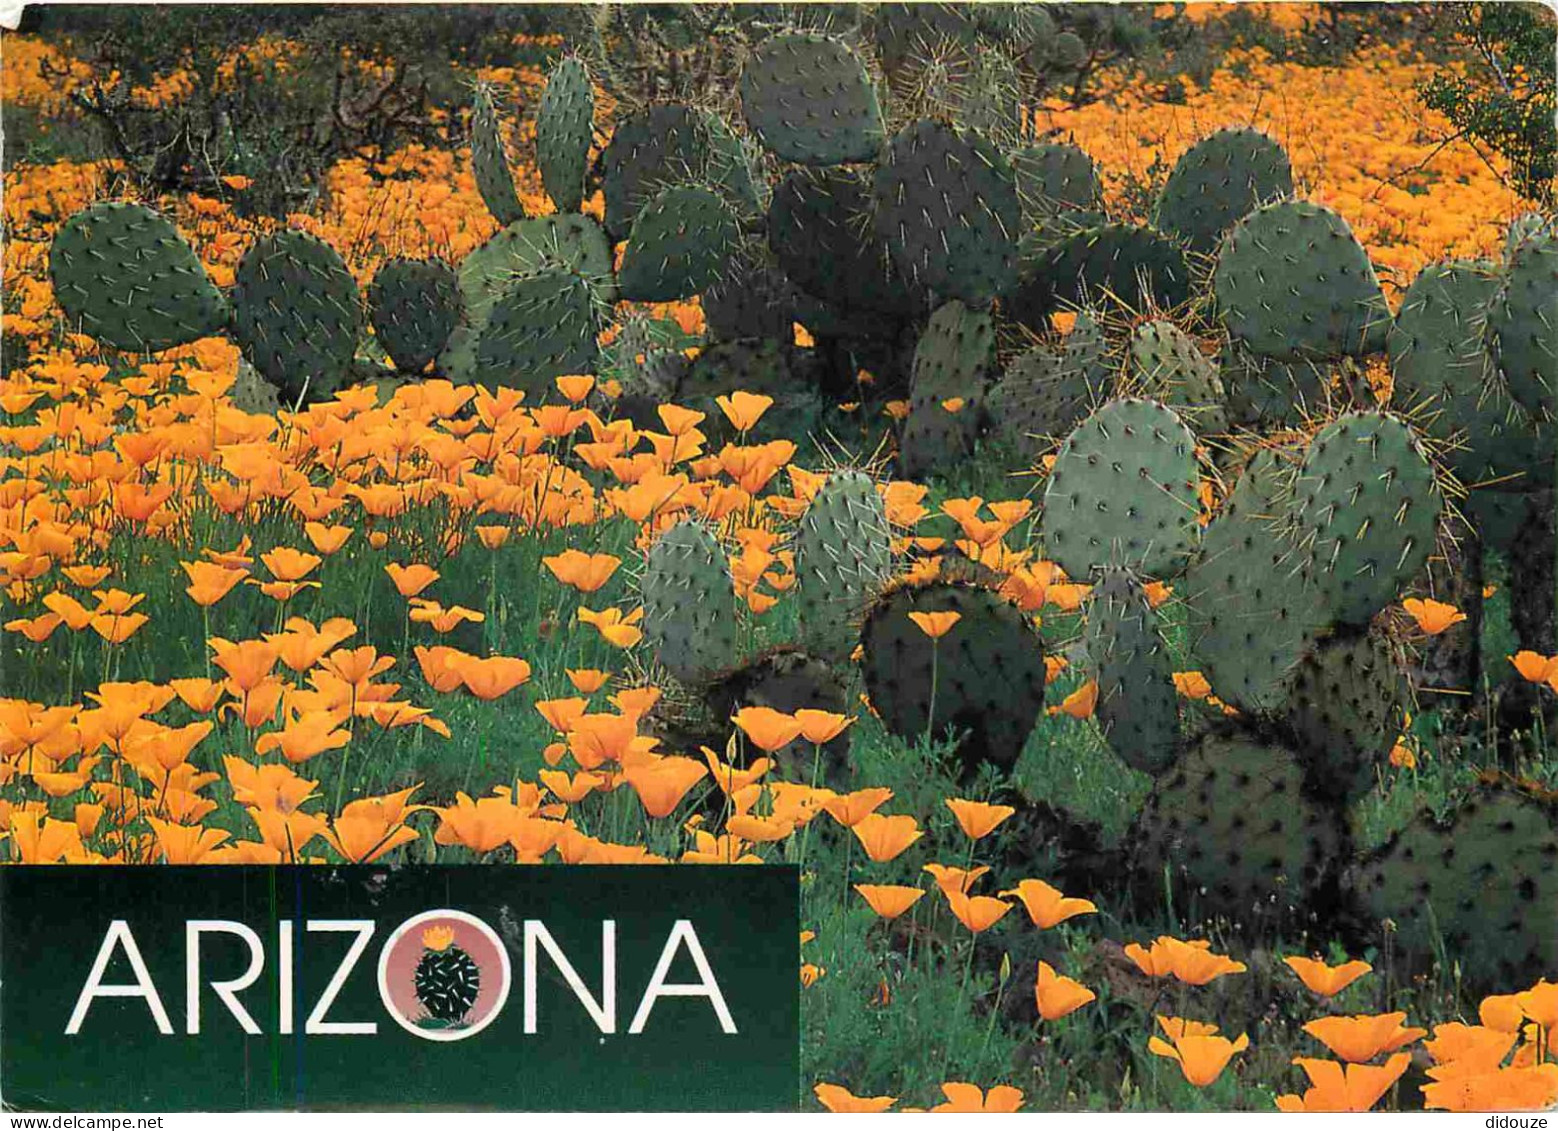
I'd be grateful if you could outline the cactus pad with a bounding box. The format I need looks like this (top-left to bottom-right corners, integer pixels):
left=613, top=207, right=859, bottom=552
left=1154, top=127, right=1293, bottom=256
left=618, top=185, right=740, bottom=303
left=641, top=518, right=740, bottom=684
left=900, top=300, right=995, bottom=479
left=740, top=32, right=884, bottom=165
left=367, top=257, right=462, bottom=374
left=536, top=56, right=595, bottom=213
left=601, top=105, right=711, bottom=238
left=471, top=86, right=525, bottom=226
left=1083, top=568, right=1180, bottom=774
left=1487, top=227, right=1557, bottom=419
left=471, top=267, right=600, bottom=394
left=1016, top=223, right=1192, bottom=325
left=793, top=471, right=894, bottom=661
left=1129, top=321, right=1228, bottom=434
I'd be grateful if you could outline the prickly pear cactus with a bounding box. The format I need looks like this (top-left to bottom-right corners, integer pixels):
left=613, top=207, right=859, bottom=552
left=705, top=647, right=851, bottom=783
left=618, top=185, right=740, bottom=303
left=1083, top=568, right=1180, bottom=774
left=739, top=32, right=884, bottom=165
left=1291, top=411, right=1442, bottom=626
left=986, top=309, right=1113, bottom=460
left=793, top=471, right=893, bottom=661
left=859, top=581, right=1047, bottom=775
left=1040, top=398, right=1202, bottom=579
left=1128, top=321, right=1228, bottom=434
left=1350, top=778, right=1558, bottom=992
left=1220, top=342, right=1333, bottom=427
left=871, top=118, right=1021, bottom=305
left=49, top=202, right=229, bottom=352
left=536, top=56, right=595, bottom=213
left=702, top=249, right=798, bottom=342
left=471, top=267, right=600, bottom=394
left=1133, top=728, right=1349, bottom=927
left=900, top=300, right=995, bottom=479
left=1016, top=223, right=1191, bottom=326
left=1182, top=447, right=1328, bottom=713
left=367, top=258, right=462, bottom=375
left=1214, top=200, right=1393, bottom=360
left=677, top=337, right=792, bottom=401
left=600, top=105, right=711, bottom=238
left=1011, top=142, right=1103, bottom=226
left=1487, top=227, right=1557, bottom=420
left=471, top=85, right=525, bottom=226
left=641, top=518, right=740, bottom=684
left=1153, top=127, right=1293, bottom=256
left=1280, top=625, right=1408, bottom=806
left=230, top=230, right=363, bottom=405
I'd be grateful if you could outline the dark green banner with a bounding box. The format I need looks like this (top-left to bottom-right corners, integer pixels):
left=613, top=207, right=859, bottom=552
left=0, top=866, right=799, bottom=1111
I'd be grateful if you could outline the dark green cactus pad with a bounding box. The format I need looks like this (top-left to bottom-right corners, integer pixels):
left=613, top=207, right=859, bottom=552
left=859, top=581, right=1047, bottom=775
left=641, top=518, right=740, bottom=684
left=900, top=300, right=995, bottom=479
left=1011, top=142, right=1104, bottom=227
left=1083, top=568, right=1180, bottom=774
left=1350, top=778, right=1558, bottom=992
left=1132, top=728, right=1348, bottom=926
left=366, top=257, right=462, bottom=375
left=873, top=3, right=979, bottom=77
left=1153, top=127, right=1293, bottom=257
left=1220, top=342, right=1333, bottom=427
left=601, top=105, right=711, bottom=238
left=1040, top=398, right=1202, bottom=579
left=440, top=214, right=615, bottom=383
left=536, top=56, right=595, bottom=213
left=1280, top=625, right=1407, bottom=806
left=1014, top=223, right=1192, bottom=327
left=704, top=646, right=852, bottom=784
left=1487, top=227, right=1557, bottom=420
left=739, top=32, right=884, bottom=165
left=606, top=317, right=688, bottom=427
left=986, top=309, right=1113, bottom=460
left=1504, top=211, right=1555, bottom=259
left=871, top=118, right=1021, bottom=305
left=700, top=110, right=768, bottom=219
left=471, top=267, right=600, bottom=394
left=1388, top=259, right=1553, bottom=492
left=1128, top=321, right=1228, bottom=434
left=230, top=230, right=362, bottom=405
left=677, top=337, right=792, bottom=401
left=702, top=248, right=798, bottom=342
left=794, top=471, right=893, bottom=661
left=471, top=85, right=525, bottom=226
left=618, top=185, right=740, bottom=303
left=1214, top=200, right=1393, bottom=361
left=1182, top=447, right=1327, bottom=713
left=769, top=166, right=931, bottom=317
left=1292, top=411, right=1442, bottom=626
left=49, top=202, right=228, bottom=352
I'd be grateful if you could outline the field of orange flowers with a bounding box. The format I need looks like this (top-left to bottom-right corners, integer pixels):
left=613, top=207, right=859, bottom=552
left=1, top=4, right=1556, bottom=1113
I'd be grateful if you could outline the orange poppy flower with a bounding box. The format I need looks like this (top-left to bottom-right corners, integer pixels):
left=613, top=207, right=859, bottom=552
left=322, top=813, right=419, bottom=864
left=454, top=655, right=532, bottom=700
left=609, top=686, right=660, bottom=719
left=1516, top=980, right=1558, bottom=1031
left=408, top=600, right=486, bottom=633
left=922, top=862, right=990, bottom=898
left=539, top=769, right=605, bottom=803
left=716, top=391, right=774, bottom=432
left=431, top=791, right=518, bottom=854
left=543, top=550, right=621, bottom=593
left=821, top=787, right=893, bottom=828
left=1149, top=1015, right=1250, bottom=1087
left=566, top=668, right=611, bottom=694
left=944, top=889, right=1012, bottom=933
left=577, top=606, right=643, bottom=648
left=4, top=613, right=63, bottom=642
left=813, top=1083, right=895, bottom=1113
left=90, top=612, right=149, bottom=644
left=854, top=884, right=925, bottom=920
left=1173, top=670, right=1213, bottom=699
left=385, top=562, right=439, bottom=598
left=254, top=708, right=353, bottom=765
left=945, top=797, right=1015, bottom=840
left=732, top=706, right=804, bottom=752
left=1277, top=1054, right=1411, bottom=1113
left=1509, top=651, right=1558, bottom=684
left=181, top=560, right=248, bottom=606
left=1035, top=961, right=1096, bottom=1021
left=623, top=755, right=707, bottom=818
left=304, top=522, right=353, bottom=555
left=476, top=525, right=512, bottom=550
left=535, top=697, right=589, bottom=735
left=555, top=375, right=595, bottom=403
left=793, top=709, right=852, bottom=745
left=1402, top=597, right=1467, bottom=635
left=1124, top=936, right=1247, bottom=985
left=930, top=1083, right=1024, bottom=1112
left=725, top=813, right=795, bottom=842
left=849, top=813, right=922, bottom=861
left=1002, top=879, right=1098, bottom=929
left=262, top=548, right=321, bottom=582
left=567, top=712, right=643, bottom=769
left=907, top=610, right=961, bottom=639
left=700, top=746, right=771, bottom=794
left=1304, top=1013, right=1427, bottom=1063
left=210, top=638, right=282, bottom=692
left=145, top=816, right=230, bottom=864
left=1285, top=956, right=1372, bottom=997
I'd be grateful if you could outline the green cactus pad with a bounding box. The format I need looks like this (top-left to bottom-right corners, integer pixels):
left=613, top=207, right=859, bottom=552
left=859, top=581, right=1047, bottom=775
left=1219, top=342, right=1334, bottom=427
left=230, top=230, right=362, bottom=405
left=440, top=214, right=615, bottom=383
left=871, top=118, right=1021, bottom=305
left=1214, top=200, right=1393, bottom=360
left=471, top=86, right=525, bottom=226
left=702, top=248, right=798, bottom=342
left=1015, top=223, right=1192, bottom=326
left=739, top=32, right=884, bottom=165
left=367, top=257, right=462, bottom=375
left=618, top=185, right=741, bottom=303
left=1040, top=398, right=1202, bottom=579
left=1154, top=127, right=1293, bottom=256
left=601, top=105, right=711, bottom=239
left=1351, top=779, right=1558, bottom=992
left=1488, top=227, right=1557, bottom=419
left=986, top=309, right=1112, bottom=460
left=49, top=202, right=228, bottom=352
left=699, top=111, right=768, bottom=218
left=1292, top=410, right=1442, bottom=626
left=705, top=647, right=852, bottom=783
left=1280, top=625, right=1408, bottom=806
left=794, top=471, right=894, bottom=661
left=536, top=56, right=595, bottom=213
left=769, top=166, right=931, bottom=317
left=900, top=300, right=995, bottom=479
left=1182, top=447, right=1327, bottom=713
left=1133, top=728, right=1348, bottom=926
left=471, top=267, right=600, bottom=394
left=641, top=518, right=740, bottom=684
left=677, top=337, right=793, bottom=401
left=1083, top=568, right=1180, bottom=774
left=1128, top=321, right=1228, bottom=434
left=1011, top=142, right=1104, bottom=227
